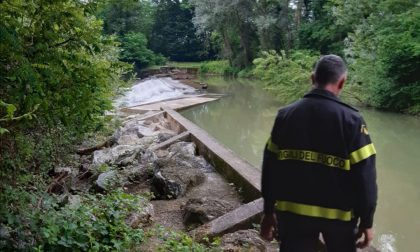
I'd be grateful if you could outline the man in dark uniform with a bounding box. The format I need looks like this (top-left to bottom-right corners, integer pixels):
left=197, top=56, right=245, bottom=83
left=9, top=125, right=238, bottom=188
left=260, top=55, right=377, bottom=252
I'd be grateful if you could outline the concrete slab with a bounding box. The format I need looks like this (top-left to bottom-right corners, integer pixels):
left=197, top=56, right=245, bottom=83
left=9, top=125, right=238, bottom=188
left=126, top=97, right=219, bottom=112
left=149, top=131, right=191, bottom=151
left=163, top=108, right=261, bottom=202
left=191, top=198, right=263, bottom=241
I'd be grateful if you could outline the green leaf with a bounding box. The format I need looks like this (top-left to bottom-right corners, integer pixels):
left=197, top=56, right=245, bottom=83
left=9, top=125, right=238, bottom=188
left=0, top=127, right=9, bottom=135
left=6, top=104, right=17, bottom=119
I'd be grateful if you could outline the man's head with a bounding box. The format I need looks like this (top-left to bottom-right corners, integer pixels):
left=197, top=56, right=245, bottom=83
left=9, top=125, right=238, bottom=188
left=311, top=55, right=347, bottom=95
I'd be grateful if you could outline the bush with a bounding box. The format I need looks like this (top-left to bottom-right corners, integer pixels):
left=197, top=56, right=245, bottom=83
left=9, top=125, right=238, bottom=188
left=0, top=188, right=146, bottom=251
left=154, top=226, right=220, bottom=252
left=0, top=0, right=130, bottom=183
left=120, top=32, right=167, bottom=69
left=344, top=1, right=420, bottom=114
left=199, top=60, right=239, bottom=76
left=253, top=50, right=319, bottom=104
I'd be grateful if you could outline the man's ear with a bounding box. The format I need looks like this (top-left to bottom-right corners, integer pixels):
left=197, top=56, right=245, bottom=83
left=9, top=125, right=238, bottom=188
left=311, top=72, right=315, bottom=86
left=338, top=75, right=346, bottom=90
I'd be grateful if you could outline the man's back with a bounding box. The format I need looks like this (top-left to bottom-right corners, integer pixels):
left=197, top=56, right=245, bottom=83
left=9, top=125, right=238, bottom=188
left=260, top=55, right=377, bottom=252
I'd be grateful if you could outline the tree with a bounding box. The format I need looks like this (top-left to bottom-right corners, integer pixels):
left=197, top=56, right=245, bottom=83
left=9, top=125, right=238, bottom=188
left=297, top=0, right=350, bottom=55
left=338, top=0, right=420, bottom=113
left=98, top=0, right=155, bottom=37
left=120, top=32, right=166, bottom=69
left=192, top=0, right=259, bottom=67
left=0, top=0, right=129, bottom=175
left=255, top=0, right=293, bottom=52
left=150, top=0, right=214, bottom=62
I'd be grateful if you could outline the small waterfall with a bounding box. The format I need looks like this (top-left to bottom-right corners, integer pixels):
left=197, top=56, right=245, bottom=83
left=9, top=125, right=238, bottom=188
left=116, top=77, right=197, bottom=108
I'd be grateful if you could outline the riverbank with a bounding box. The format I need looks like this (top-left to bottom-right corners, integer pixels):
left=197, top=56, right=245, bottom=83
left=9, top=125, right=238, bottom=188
left=69, top=103, right=277, bottom=250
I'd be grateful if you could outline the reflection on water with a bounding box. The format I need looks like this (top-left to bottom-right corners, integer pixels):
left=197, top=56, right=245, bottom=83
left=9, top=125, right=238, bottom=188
left=181, top=77, right=420, bottom=252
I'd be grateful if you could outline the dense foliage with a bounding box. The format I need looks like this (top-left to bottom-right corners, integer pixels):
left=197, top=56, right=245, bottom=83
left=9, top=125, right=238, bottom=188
left=253, top=50, right=319, bottom=103
left=150, top=0, right=216, bottom=61
left=190, top=0, right=420, bottom=114
left=0, top=189, right=145, bottom=251
left=0, top=0, right=129, bottom=178
left=338, top=0, right=420, bottom=114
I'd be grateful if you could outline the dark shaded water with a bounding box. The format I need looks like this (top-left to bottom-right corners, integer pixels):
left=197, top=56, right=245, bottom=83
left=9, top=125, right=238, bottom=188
left=181, top=77, right=420, bottom=252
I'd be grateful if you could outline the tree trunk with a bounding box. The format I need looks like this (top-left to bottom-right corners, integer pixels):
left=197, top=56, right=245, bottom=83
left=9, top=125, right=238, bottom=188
left=295, top=0, right=303, bottom=30
left=222, top=28, right=234, bottom=65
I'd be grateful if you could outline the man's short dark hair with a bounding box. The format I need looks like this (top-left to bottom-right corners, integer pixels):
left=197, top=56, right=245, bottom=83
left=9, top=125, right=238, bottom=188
left=313, top=55, right=347, bottom=87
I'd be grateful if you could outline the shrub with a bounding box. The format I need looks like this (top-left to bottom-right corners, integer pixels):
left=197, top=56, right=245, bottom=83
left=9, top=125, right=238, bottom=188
left=199, top=60, right=239, bottom=76
left=120, top=32, right=167, bottom=69
left=253, top=50, right=319, bottom=104
left=344, top=1, right=420, bottom=114
left=0, top=188, right=146, bottom=251
left=155, top=226, right=220, bottom=252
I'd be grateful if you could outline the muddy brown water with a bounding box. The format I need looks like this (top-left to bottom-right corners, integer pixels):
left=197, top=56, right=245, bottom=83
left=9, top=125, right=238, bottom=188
left=181, top=76, right=420, bottom=252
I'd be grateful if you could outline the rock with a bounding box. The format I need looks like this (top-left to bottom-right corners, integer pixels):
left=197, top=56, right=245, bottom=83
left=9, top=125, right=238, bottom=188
left=155, top=149, right=169, bottom=158
left=117, top=134, right=157, bottom=148
left=93, top=145, right=142, bottom=167
left=68, top=195, right=82, bottom=209
left=54, top=166, right=73, bottom=175
left=151, top=171, right=182, bottom=199
left=168, top=141, right=196, bottom=157
left=182, top=197, right=236, bottom=226
left=140, top=150, right=158, bottom=165
left=220, top=229, right=269, bottom=252
left=96, top=170, right=121, bottom=191
left=151, top=142, right=210, bottom=199
left=167, top=142, right=214, bottom=172
left=126, top=202, right=154, bottom=228
left=116, top=133, right=143, bottom=145
left=157, top=132, right=176, bottom=143
left=0, top=224, right=10, bottom=241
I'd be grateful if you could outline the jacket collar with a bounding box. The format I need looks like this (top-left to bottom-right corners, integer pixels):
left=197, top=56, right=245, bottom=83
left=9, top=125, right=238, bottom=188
left=304, top=88, right=340, bottom=101
left=303, top=88, right=359, bottom=111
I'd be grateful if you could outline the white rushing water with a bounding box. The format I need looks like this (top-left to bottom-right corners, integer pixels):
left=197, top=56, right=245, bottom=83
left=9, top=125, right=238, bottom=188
left=115, top=77, right=196, bottom=107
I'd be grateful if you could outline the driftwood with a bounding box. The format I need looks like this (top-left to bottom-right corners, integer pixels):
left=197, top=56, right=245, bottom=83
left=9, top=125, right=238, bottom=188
left=47, top=172, right=69, bottom=194
left=76, top=137, right=115, bottom=155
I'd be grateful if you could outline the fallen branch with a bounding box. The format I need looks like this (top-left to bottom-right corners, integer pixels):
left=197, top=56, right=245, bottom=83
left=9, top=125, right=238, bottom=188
left=76, top=137, right=115, bottom=155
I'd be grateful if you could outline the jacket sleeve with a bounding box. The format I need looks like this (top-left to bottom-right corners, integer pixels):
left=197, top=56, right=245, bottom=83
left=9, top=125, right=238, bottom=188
left=350, top=116, right=378, bottom=228
left=261, top=113, right=282, bottom=214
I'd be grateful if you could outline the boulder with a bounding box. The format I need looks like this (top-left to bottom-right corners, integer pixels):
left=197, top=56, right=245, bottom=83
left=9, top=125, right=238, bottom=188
left=127, top=149, right=158, bottom=181
left=93, top=145, right=142, bottom=167
left=151, top=142, right=211, bottom=199
left=117, top=134, right=157, bottom=148
left=157, top=132, right=176, bottom=143
left=168, top=141, right=196, bottom=157
left=96, top=170, right=121, bottom=191
left=54, top=166, right=73, bottom=175
left=0, top=224, right=10, bottom=241
left=182, top=197, right=236, bottom=226
left=126, top=202, right=154, bottom=228
left=167, top=142, right=214, bottom=172
left=220, top=229, right=269, bottom=252
left=68, top=195, right=82, bottom=209
left=151, top=171, right=183, bottom=199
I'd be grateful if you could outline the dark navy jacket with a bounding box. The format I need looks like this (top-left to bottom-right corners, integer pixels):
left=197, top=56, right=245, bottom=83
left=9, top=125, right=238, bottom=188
left=261, top=88, right=377, bottom=228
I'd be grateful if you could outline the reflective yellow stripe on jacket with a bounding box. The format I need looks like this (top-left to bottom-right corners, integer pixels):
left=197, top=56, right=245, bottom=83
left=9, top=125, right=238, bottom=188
left=350, top=143, right=376, bottom=164
left=275, top=201, right=353, bottom=221
left=267, top=138, right=350, bottom=170
left=266, top=138, right=376, bottom=170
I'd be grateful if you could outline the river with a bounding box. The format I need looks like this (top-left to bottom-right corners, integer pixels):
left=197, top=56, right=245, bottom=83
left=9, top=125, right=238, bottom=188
left=181, top=77, right=420, bottom=252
